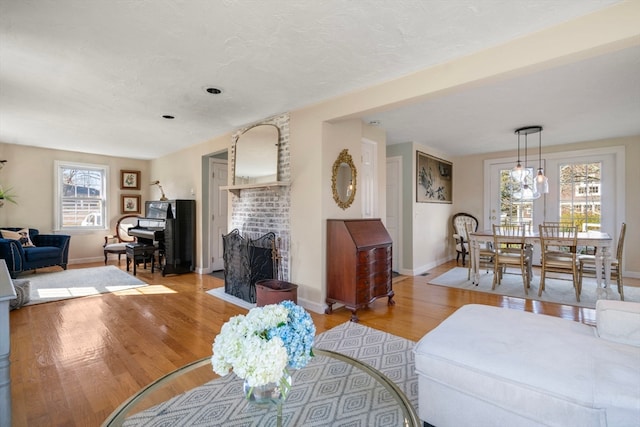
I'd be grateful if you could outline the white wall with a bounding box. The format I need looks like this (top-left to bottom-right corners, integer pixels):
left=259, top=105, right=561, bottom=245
left=150, top=132, right=231, bottom=271
left=411, top=143, right=455, bottom=274
left=0, top=142, right=149, bottom=263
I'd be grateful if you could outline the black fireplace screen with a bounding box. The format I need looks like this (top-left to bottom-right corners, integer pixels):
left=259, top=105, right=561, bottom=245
left=222, top=229, right=276, bottom=303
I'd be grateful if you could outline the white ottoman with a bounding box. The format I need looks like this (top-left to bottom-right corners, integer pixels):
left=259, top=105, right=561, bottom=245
left=414, top=303, right=640, bottom=427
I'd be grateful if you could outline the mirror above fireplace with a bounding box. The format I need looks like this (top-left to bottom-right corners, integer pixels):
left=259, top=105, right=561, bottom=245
left=234, top=124, right=279, bottom=185
left=223, top=123, right=289, bottom=196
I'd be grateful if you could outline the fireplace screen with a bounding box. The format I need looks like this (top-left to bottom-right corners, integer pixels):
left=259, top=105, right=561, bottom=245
left=222, top=229, right=276, bottom=303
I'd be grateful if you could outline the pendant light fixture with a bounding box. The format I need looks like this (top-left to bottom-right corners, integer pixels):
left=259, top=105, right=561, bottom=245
left=510, top=131, right=527, bottom=181
left=513, top=126, right=545, bottom=201
left=533, top=126, right=549, bottom=194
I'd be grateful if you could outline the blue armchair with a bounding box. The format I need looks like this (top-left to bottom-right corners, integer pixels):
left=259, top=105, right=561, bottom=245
left=0, top=228, right=71, bottom=278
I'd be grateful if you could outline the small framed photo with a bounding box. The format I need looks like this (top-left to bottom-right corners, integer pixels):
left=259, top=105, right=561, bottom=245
left=120, top=170, right=141, bottom=190
left=121, top=194, right=141, bottom=214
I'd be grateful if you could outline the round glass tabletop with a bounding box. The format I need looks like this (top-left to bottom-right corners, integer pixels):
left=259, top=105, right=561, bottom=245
left=103, top=348, right=420, bottom=427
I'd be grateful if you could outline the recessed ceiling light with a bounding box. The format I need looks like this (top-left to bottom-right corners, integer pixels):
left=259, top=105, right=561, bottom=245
left=162, top=115, right=175, bottom=119
left=204, top=87, right=222, bottom=95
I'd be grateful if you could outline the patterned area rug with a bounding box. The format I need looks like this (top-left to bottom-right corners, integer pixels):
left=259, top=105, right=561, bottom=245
left=121, top=322, right=418, bottom=426
left=429, top=267, right=636, bottom=308
left=19, top=266, right=147, bottom=306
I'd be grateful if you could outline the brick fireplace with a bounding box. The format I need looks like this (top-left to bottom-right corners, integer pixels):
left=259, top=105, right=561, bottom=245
left=228, top=113, right=291, bottom=281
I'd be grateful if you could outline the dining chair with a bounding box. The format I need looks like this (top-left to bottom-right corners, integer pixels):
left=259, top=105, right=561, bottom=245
left=578, top=222, right=626, bottom=300
left=464, top=222, right=494, bottom=282
left=543, top=221, right=575, bottom=231
left=103, top=214, right=140, bottom=264
left=492, top=224, right=531, bottom=294
left=541, top=222, right=577, bottom=254
left=503, top=221, right=534, bottom=279
left=538, top=224, right=580, bottom=301
left=544, top=221, right=595, bottom=255
left=452, top=213, right=478, bottom=266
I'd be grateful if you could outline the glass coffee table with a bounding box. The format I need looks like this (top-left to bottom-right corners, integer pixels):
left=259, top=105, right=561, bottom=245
left=103, top=348, right=420, bottom=427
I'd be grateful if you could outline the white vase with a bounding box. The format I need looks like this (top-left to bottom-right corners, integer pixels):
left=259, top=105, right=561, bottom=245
left=243, top=371, right=292, bottom=406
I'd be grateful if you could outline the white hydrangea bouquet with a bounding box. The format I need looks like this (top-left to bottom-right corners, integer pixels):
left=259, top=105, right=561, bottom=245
left=211, top=301, right=315, bottom=401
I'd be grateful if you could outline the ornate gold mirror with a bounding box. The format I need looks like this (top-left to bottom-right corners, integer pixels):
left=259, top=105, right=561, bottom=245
left=233, top=124, right=280, bottom=185
left=331, top=149, right=357, bottom=210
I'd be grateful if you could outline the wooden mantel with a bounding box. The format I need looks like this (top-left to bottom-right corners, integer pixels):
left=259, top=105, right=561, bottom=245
left=221, top=181, right=290, bottom=197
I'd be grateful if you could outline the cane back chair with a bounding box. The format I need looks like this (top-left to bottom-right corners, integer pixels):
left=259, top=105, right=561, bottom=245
left=103, top=214, right=140, bottom=264
left=452, top=213, right=478, bottom=266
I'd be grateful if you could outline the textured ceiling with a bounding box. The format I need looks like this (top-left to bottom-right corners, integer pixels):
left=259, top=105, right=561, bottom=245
left=366, top=43, right=640, bottom=156
left=1, top=0, right=636, bottom=160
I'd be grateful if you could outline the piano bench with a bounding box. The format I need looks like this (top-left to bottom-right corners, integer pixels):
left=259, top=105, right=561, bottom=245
left=126, top=243, right=157, bottom=275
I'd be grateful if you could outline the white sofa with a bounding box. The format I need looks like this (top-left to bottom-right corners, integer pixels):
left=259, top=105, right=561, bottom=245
left=414, top=301, right=640, bottom=427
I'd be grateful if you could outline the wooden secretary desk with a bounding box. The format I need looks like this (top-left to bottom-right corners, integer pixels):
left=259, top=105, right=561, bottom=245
left=325, top=219, right=394, bottom=322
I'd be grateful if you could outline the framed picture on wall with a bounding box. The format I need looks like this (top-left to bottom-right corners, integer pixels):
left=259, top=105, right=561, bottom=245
left=121, top=194, right=141, bottom=214
left=416, top=151, right=452, bottom=203
left=120, top=170, right=141, bottom=190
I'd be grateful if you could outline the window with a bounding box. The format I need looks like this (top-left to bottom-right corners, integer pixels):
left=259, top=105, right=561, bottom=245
left=498, top=166, right=535, bottom=227
left=576, top=184, right=600, bottom=196
left=559, top=161, right=602, bottom=231
left=54, top=161, right=108, bottom=230
left=486, top=145, right=624, bottom=241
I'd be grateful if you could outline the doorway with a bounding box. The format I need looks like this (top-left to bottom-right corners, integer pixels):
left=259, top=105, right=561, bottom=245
left=386, top=156, right=402, bottom=273
left=209, top=157, right=228, bottom=272
left=361, top=139, right=377, bottom=218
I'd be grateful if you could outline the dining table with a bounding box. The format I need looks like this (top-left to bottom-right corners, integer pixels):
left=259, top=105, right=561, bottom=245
left=469, top=229, right=613, bottom=292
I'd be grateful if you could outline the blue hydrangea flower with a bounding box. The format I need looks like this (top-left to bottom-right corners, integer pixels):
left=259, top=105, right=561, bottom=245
left=212, top=301, right=315, bottom=387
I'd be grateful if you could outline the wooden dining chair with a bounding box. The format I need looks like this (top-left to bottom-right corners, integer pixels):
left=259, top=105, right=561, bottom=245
left=503, top=221, right=534, bottom=280
left=492, top=224, right=531, bottom=294
left=538, top=224, right=580, bottom=301
left=578, top=222, right=626, bottom=300
left=542, top=221, right=575, bottom=231
left=544, top=221, right=595, bottom=255
left=464, top=222, right=494, bottom=282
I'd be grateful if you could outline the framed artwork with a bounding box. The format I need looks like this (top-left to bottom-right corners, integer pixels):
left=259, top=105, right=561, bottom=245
left=416, top=151, right=452, bottom=203
left=121, top=194, right=141, bottom=214
left=120, top=170, right=141, bottom=190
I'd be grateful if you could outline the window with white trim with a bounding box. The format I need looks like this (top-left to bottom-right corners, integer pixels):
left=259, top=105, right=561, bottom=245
left=486, top=146, right=624, bottom=238
left=560, top=161, right=602, bottom=230
left=54, top=161, right=108, bottom=230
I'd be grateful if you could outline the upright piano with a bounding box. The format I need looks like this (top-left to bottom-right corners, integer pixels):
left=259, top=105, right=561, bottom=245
left=128, top=199, right=196, bottom=276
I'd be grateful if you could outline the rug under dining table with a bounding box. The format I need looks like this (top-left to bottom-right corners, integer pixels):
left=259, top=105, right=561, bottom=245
left=429, top=266, right=636, bottom=308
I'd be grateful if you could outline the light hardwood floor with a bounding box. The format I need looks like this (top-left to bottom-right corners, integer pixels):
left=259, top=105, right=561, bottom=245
left=9, top=260, right=632, bottom=426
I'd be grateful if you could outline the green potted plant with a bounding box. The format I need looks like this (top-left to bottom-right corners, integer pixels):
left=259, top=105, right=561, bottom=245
left=0, top=185, right=17, bottom=206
